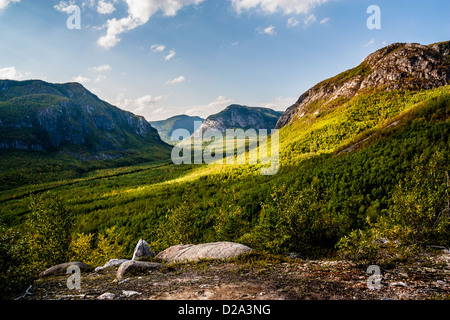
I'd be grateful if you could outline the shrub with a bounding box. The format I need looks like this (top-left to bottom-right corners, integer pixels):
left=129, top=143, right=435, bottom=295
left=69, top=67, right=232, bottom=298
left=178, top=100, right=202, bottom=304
left=0, top=225, right=34, bottom=299
left=384, top=151, right=449, bottom=246
left=336, top=227, right=417, bottom=267
left=70, top=227, right=130, bottom=266
left=337, top=151, right=449, bottom=265
left=149, top=201, right=200, bottom=253
left=243, top=182, right=347, bottom=257
left=26, top=192, right=75, bottom=270
left=213, top=201, right=250, bottom=243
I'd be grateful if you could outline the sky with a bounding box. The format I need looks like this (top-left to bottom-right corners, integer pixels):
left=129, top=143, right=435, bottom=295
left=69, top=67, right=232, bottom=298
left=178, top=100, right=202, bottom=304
left=0, top=0, right=449, bottom=121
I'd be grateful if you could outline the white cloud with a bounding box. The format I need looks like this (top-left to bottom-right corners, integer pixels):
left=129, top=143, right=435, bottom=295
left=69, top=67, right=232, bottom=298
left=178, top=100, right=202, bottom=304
left=97, top=0, right=116, bottom=15
left=132, top=95, right=164, bottom=114
left=185, top=96, right=234, bottom=118
left=97, top=0, right=205, bottom=49
left=72, top=75, right=91, bottom=84
left=82, top=0, right=96, bottom=10
left=92, top=64, right=112, bottom=72
left=0, top=0, right=19, bottom=11
left=287, top=17, right=300, bottom=28
left=116, top=92, right=166, bottom=119
left=232, top=0, right=328, bottom=15
left=0, top=66, right=31, bottom=80
left=363, top=38, right=376, bottom=47
left=254, top=96, right=297, bottom=112
left=164, top=50, right=176, bottom=61
left=54, top=1, right=75, bottom=13
left=95, top=74, right=107, bottom=82
left=97, top=16, right=141, bottom=49
left=320, top=17, right=330, bottom=24
left=166, top=75, right=186, bottom=85
left=151, top=44, right=166, bottom=52
left=303, top=13, right=316, bottom=27
left=259, top=25, right=276, bottom=35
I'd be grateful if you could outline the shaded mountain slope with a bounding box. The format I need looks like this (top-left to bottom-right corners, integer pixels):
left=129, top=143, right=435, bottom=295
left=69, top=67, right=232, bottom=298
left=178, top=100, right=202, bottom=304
left=0, top=80, right=170, bottom=159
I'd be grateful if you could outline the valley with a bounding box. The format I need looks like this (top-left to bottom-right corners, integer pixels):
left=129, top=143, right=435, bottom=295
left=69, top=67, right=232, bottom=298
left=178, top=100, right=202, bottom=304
left=0, top=41, right=449, bottom=300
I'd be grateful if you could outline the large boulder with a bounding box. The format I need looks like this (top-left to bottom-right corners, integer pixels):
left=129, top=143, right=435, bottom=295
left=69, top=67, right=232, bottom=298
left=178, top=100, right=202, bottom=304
left=132, top=239, right=156, bottom=261
left=116, top=260, right=167, bottom=280
left=155, top=242, right=253, bottom=263
left=39, top=262, right=93, bottom=278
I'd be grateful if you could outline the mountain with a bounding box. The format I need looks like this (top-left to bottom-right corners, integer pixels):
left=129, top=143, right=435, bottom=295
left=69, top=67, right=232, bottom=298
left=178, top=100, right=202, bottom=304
left=195, top=105, right=283, bottom=136
left=150, top=115, right=204, bottom=145
left=0, top=80, right=170, bottom=159
left=277, top=41, right=450, bottom=129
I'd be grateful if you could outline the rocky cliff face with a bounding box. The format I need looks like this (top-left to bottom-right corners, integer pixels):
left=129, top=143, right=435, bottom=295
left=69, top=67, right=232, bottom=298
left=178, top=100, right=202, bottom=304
left=195, top=105, right=283, bottom=136
left=150, top=115, right=204, bottom=144
left=276, top=41, right=450, bottom=128
left=0, top=80, right=167, bottom=157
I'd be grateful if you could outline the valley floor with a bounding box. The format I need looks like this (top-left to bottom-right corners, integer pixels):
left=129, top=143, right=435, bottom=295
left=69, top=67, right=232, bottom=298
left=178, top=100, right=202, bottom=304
left=21, top=254, right=449, bottom=301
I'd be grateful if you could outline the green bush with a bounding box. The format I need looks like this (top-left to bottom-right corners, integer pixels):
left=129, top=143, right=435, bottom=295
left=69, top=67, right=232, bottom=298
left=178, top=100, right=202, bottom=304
left=243, top=182, right=348, bottom=257
left=70, top=226, right=130, bottom=266
left=26, top=193, right=75, bottom=270
left=337, top=151, right=449, bottom=265
left=149, top=201, right=201, bottom=253
left=384, top=151, right=449, bottom=246
left=0, top=225, right=34, bottom=299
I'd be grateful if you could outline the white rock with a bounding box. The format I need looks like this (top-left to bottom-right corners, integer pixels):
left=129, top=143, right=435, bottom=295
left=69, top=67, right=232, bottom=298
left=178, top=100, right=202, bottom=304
left=122, top=290, right=140, bottom=298
left=390, top=282, right=408, bottom=287
left=132, top=239, right=156, bottom=261
left=95, top=259, right=129, bottom=272
left=155, top=242, right=253, bottom=263
left=97, top=292, right=116, bottom=300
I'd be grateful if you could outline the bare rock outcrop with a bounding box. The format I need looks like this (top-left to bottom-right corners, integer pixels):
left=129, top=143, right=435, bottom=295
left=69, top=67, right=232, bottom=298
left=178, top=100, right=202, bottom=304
left=276, top=41, right=450, bottom=129
left=39, top=262, right=93, bottom=278
left=116, top=260, right=167, bottom=280
left=155, top=242, right=253, bottom=263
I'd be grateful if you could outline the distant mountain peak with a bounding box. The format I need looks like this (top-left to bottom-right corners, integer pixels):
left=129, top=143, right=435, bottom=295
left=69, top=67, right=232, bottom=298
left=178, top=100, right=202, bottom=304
left=150, top=114, right=205, bottom=145
left=195, top=104, right=283, bottom=135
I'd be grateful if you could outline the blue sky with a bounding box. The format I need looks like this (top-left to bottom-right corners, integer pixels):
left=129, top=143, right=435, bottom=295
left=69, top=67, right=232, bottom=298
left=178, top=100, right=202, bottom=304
left=0, top=0, right=449, bottom=121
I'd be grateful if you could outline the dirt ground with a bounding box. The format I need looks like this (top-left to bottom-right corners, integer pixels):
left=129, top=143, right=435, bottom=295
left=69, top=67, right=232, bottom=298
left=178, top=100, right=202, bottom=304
left=20, top=253, right=450, bottom=301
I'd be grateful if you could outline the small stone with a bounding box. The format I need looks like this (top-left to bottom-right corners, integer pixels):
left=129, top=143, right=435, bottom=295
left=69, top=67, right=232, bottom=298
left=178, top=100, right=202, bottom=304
left=390, top=282, right=408, bottom=287
left=118, top=278, right=131, bottom=285
left=122, top=290, right=140, bottom=298
left=97, top=292, right=116, bottom=300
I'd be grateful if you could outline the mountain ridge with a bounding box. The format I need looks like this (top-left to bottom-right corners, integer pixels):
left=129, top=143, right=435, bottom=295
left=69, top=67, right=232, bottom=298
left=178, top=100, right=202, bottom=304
left=150, top=115, right=204, bottom=145
left=276, top=40, right=450, bottom=129
left=194, top=104, right=283, bottom=136
left=0, top=80, right=170, bottom=159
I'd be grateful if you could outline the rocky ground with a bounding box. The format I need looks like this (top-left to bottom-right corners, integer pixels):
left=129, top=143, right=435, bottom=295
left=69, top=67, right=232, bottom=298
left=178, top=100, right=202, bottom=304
left=19, top=252, right=450, bottom=301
